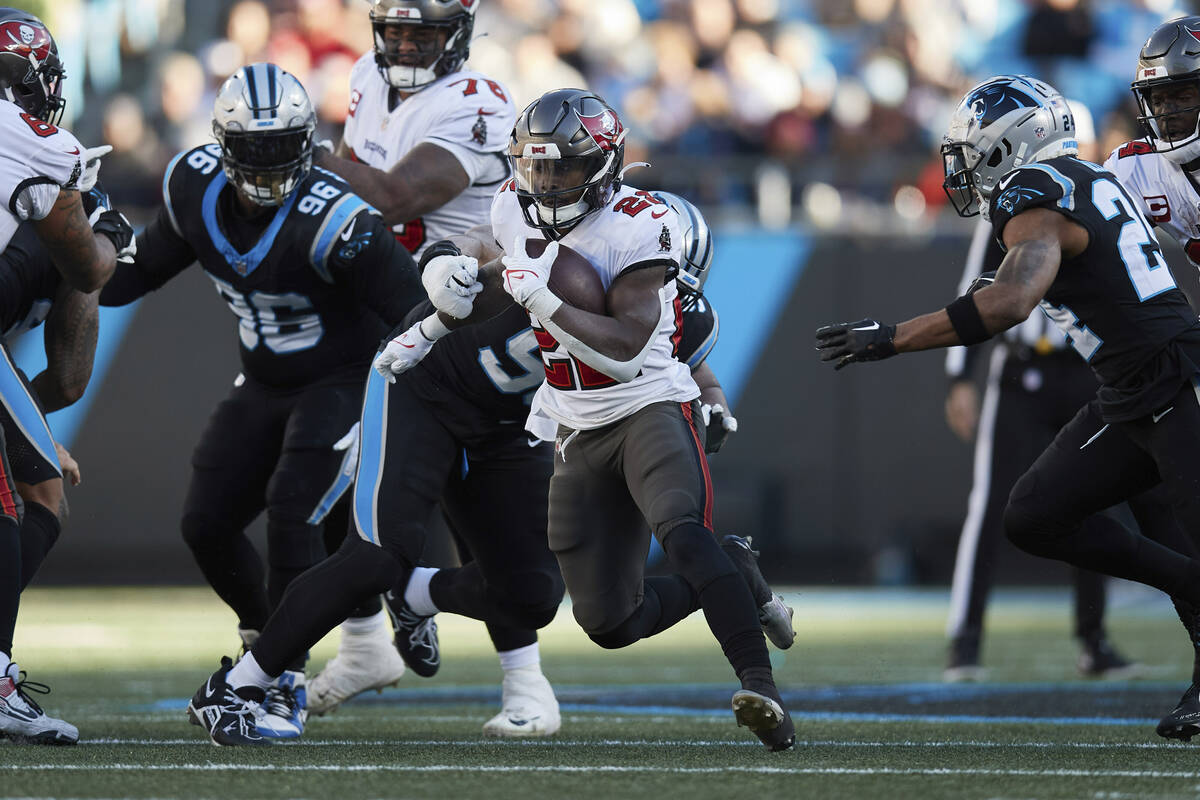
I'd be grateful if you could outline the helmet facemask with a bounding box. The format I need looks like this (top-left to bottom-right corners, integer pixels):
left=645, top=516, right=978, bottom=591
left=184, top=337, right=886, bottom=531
left=511, top=148, right=618, bottom=231
left=371, top=13, right=472, bottom=91
left=1134, top=77, right=1200, bottom=164
left=215, top=126, right=313, bottom=207
left=941, top=139, right=987, bottom=218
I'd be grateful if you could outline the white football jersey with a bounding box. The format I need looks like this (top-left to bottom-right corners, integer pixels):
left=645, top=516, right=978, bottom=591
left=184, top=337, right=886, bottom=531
left=0, top=101, right=83, bottom=254
left=490, top=182, right=700, bottom=436
left=342, top=55, right=515, bottom=259
left=1104, top=140, right=1200, bottom=265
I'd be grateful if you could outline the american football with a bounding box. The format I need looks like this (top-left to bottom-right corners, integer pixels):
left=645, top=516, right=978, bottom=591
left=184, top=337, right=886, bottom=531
left=524, top=238, right=606, bottom=315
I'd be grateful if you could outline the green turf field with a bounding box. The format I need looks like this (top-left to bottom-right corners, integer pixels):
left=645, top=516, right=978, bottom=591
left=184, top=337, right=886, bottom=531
left=5, top=585, right=1200, bottom=799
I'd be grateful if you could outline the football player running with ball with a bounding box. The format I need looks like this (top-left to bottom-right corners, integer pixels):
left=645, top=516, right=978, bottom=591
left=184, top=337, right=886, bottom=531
left=101, top=64, right=424, bottom=745
left=0, top=7, right=134, bottom=745
left=380, top=88, right=796, bottom=751
left=816, top=73, right=1200, bottom=740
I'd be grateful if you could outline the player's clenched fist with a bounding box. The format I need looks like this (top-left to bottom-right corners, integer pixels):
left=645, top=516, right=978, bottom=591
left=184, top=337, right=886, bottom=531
left=422, top=252, right=481, bottom=319
left=815, top=318, right=897, bottom=370
left=373, top=319, right=436, bottom=382
left=502, top=235, right=562, bottom=320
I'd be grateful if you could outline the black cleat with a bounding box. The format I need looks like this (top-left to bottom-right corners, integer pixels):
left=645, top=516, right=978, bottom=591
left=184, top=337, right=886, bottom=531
left=1078, top=638, right=1142, bottom=679
left=720, top=535, right=796, bottom=649
left=732, top=683, right=795, bottom=752
left=1158, top=683, right=1200, bottom=742
left=384, top=588, right=440, bottom=678
left=186, top=656, right=269, bottom=747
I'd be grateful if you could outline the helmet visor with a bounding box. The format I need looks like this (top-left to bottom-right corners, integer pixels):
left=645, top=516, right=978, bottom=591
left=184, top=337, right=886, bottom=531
left=511, top=154, right=602, bottom=208
left=941, top=141, right=982, bottom=218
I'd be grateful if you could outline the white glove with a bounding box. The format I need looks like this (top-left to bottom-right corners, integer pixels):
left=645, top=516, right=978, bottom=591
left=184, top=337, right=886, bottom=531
left=422, top=253, right=481, bottom=319
left=333, top=421, right=360, bottom=452
left=701, top=403, right=738, bottom=454
left=78, top=145, right=112, bottom=193
left=315, top=139, right=335, bottom=155
left=501, top=235, right=562, bottom=320
left=372, top=315, right=448, bottom=383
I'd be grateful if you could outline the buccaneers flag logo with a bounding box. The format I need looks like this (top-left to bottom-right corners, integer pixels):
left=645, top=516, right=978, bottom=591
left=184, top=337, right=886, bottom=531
left=576, top=109, right=626, bottom=152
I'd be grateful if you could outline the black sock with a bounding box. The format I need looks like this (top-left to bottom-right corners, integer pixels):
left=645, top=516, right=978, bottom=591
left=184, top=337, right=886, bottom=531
left=697, top=573, right=773, bottom=683
left=486, top=620, right=537, bottom=653
left=18, top=502, right=60, bottom=591
left=429, top=563, right=488, bottom=620
left=347, top=594, right=383, bottom=620
left=0, top=515, right=18, bottom=656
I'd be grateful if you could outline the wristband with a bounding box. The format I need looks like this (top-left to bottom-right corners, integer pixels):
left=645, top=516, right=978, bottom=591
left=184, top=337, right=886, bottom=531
left=418, top=313, right=453, bottom=341
left=524, top=286, right=563, bottom=321
left=417, top=240, right=462, bottom=273
left=945, top=294, right=990, bottom=346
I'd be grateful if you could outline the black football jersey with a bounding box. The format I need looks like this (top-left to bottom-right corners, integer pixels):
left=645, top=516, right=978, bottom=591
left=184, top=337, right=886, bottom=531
left=0, top=222, right=60, bottom=339
left=106, top=144, right=424, bottom=388
left=401, top=291, right=718, bottom=443
left=989, top=155, right=1200, bottom=421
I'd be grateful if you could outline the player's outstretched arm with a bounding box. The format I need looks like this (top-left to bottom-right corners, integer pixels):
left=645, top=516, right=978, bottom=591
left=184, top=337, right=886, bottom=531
left=31, top=281, right=98, bottom=412
left=316, top=143, right=469, bottom=228
left=31, top=189, right=127, bottom=293
left=816, top=208, right=1078, bottom=369
left=98, top=206, right=196, bottom=306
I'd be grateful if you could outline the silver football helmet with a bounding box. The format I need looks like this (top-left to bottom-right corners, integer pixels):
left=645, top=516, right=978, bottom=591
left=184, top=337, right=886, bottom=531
left=942, top=75, right=1078, bottom=218
left=212, top=63, right=315, bottom=207
left=509, top=88, right=626, bottom=232
left=369, top=0, right=476, bottom=91
left=1132, top=16, right=1200, bottom=165
left=654, top=191, right=712, bottom=309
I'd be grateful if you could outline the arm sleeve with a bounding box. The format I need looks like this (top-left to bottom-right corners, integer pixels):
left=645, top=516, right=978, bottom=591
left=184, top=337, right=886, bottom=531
left=331, top=210, right=426, bottom=327
left=98, top=204, right=195, bottom=306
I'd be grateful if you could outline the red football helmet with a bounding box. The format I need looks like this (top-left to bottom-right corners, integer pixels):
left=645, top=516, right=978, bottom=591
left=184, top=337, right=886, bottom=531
left=0, top=8, right=65, bottom=125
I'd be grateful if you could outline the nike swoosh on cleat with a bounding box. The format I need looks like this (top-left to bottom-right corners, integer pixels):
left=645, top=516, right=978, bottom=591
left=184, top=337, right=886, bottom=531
left=851, top=322, right=880, bottom=331
left=204, top=678, right=219, bottom=699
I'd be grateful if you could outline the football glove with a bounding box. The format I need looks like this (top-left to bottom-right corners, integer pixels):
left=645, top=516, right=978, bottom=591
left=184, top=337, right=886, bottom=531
left=502, top=235, right=562, bottom=320
left=78, top=145, right=112, bottom=193
left=372, top=317, right=443, bottom=382
left=815, top=318, right=897, bottom=370
left=422, top=253, right=481, bottom=319
left=701, top=403, right=738, bottom=454
left=80, top=183, right=111, bottom=220
left=965, top=271, right=996, bottom=295
left=91, top=208, right=136, bottom=262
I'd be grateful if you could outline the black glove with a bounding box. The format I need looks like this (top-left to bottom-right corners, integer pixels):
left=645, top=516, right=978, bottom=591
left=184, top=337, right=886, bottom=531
left=92, top=208, right=136, bottom=260
left=703, top=403, right=737, bottom=454
left=80, top=182, right=111, bottom=220
left=815, top=318, right=897, bottom=370
left=964, top=270, right=996, bottom=295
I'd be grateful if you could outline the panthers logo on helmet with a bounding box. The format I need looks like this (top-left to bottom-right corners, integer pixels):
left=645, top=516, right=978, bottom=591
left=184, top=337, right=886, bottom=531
left=968, top=83, right=1037, bottom=129
left=576, top=109, right=625, bottom=152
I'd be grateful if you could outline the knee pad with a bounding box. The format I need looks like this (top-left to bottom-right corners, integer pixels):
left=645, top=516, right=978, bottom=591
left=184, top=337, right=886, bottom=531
left=335, top=536, right=405, bottom=595
left=587, top=612, right=643, bottom=650
left=660, top=523, right=736, bottom=592
left=491, top=569, right=564, bottom=630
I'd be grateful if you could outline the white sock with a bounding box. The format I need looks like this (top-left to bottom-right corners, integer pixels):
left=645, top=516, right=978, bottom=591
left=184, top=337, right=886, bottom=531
left=0, top=651, right=10, bottom=678
left=226, top=652, right=275, bottom=692
left=343, top=609, right=387, bottom=637
left=498, top=642, right=540, bottom=672
left=404, top=567, right=440, bottom=617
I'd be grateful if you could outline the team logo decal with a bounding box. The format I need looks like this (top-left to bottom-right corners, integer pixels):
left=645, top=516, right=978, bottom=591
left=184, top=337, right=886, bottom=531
left=576, top=109, right=625, bottom=152
left=0, top=21, right=51, bottom=65
left=1188, top=26, right=1200, bottom=44
left=658, top=223, right=671, bottom=252
left=996, top=185, right=1044, bottom=214
left=967, top=83, right=1036, bottom=129
left=472, top=108, right=494, bottom=145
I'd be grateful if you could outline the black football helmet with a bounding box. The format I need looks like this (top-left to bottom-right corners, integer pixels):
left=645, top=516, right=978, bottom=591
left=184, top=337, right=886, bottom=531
left=0, top=8, right=65, bottom=125
left=1132, top=16, right=1200, bottom=165
left=508, top=88, right=626, bottom=233
left=369, top=0, right=476, bottom=92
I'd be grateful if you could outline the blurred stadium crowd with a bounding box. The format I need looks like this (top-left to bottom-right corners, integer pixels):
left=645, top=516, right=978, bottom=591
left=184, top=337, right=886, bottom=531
left=22, top=0, right=1200, bottom=228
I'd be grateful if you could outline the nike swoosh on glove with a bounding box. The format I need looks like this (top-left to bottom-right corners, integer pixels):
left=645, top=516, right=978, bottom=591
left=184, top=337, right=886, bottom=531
left=78, top=145, right=112, bottom=193
left=814, top=318, right=897, bottom=370
left=373, top=319, right=436, bottom=382
left=421, top=253, right=481, bottom=319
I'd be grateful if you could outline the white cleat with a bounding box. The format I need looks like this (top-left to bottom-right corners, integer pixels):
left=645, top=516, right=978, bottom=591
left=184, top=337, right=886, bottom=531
left=0, top=663, right=78, bottom=745
left=307, top=631, right=406, bottom=716
left=759, top=594, right=796, bottom=650
left=482, top=664, right=561, bottom=738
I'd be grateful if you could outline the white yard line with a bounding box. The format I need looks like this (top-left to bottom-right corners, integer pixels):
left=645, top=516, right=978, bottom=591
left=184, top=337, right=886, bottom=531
left=7, top=764, right=1200, bottom=778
